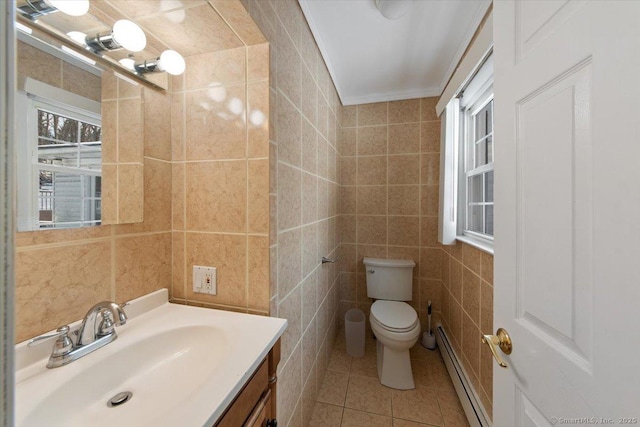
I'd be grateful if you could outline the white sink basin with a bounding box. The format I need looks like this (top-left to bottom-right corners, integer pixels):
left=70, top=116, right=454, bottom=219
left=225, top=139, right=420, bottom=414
left=15, top=290, right=287, bottom=427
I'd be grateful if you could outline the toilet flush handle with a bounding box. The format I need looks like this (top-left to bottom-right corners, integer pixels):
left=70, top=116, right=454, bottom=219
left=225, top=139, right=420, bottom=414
left=367, top=269, right=375, bottom=274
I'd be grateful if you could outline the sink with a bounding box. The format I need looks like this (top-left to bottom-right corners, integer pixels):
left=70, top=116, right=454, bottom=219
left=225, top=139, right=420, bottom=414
left=15, top=290, right=287, bottom=427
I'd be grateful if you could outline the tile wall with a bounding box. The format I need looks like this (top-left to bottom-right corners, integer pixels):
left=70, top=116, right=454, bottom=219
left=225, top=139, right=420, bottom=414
left=337, top=98, right=443, bottom=333
left=440, top=241, right=494, bottom=419
left=242, top=1, right=342, bottom=425
left=170, top=42, right=271, bottom=314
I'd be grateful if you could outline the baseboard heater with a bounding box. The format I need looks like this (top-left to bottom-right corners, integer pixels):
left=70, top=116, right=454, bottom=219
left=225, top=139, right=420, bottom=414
left=435, top=324, right=492, bottom=427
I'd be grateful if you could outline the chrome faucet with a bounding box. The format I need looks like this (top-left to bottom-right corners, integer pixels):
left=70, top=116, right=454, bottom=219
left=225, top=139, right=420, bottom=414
left=28, top=301, right=128, bottom=368
left=77, top=301, right=127, bottom=345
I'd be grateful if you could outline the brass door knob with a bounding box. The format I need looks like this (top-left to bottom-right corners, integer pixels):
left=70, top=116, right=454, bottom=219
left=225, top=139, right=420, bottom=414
left=481, top=328, right=512, bottom=368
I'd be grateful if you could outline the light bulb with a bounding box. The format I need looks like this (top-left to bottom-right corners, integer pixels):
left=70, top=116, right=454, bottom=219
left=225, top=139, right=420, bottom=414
left=119, top=58, right=136, bottom=70
left=112, top=20, right=146, bottom=52
left=157, top=50, right=185, bottom=75
left=44, top=0, right=90, bottom=16
left=67, top=31, right=87, bottom=45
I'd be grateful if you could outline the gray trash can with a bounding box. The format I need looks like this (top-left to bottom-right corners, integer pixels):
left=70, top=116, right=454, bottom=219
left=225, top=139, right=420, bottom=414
left=345, top=308, right=365, bottom=357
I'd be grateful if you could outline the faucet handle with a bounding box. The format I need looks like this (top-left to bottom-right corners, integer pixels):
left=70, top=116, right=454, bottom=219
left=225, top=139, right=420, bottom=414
left=28, top=325, right=74, bottom=357
left=28, top=325, right=71, bottom=346
left=97, top=309, right=115, bottom=336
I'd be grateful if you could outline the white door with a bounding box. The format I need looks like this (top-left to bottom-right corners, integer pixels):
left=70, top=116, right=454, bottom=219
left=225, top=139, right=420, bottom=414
left=493, top=1, right=640, bottom=425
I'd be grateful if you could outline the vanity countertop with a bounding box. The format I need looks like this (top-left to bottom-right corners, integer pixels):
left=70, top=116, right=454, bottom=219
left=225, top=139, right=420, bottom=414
left=14, top=289, right=287, bottom=427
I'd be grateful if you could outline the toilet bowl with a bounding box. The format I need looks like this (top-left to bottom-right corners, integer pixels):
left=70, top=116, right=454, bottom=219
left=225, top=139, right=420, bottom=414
left=369, top=300, right=421, bottom=390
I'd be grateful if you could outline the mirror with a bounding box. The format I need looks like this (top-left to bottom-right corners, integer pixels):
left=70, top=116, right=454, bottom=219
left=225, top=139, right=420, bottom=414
left=15, top=25, right=146, bottom=231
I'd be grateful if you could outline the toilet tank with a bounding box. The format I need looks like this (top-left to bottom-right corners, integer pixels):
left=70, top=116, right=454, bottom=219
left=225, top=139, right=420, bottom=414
left=363, top=257, right=416, bottom=301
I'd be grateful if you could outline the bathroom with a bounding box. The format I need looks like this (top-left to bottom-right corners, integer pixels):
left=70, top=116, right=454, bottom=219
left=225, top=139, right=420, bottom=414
left=1, top=0, right=639, bottom=426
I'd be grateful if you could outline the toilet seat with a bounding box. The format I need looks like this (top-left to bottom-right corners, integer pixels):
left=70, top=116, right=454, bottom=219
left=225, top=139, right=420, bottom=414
left=370, top=300, right=419, bottom=333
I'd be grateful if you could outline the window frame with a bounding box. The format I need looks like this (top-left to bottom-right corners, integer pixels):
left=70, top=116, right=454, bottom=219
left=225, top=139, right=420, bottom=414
left=16, top=80, right=102, bottom=231
left=459, top=86, right=494, bottom=243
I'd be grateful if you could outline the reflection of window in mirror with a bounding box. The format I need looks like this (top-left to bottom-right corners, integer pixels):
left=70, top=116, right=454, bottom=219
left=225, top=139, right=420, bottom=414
left=15, top=35, right=102, bottom=231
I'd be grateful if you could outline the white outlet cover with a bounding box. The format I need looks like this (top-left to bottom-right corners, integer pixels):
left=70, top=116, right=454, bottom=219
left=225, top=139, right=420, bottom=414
left=193, top=265, right=217, bottom=295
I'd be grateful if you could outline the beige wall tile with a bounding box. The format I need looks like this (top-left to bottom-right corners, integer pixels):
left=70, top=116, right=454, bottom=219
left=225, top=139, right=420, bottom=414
left=420, top=121, right=441, bottom=153
left=357, top=156, right=387, bottom=185
left=342, top=105, right=357, bottom=127
left=301, top=67, right=318, bottom=127
left=357, top=125, right=388, bottom=156
left=118, top=164, right=144, bottom=224
left=420, top=216, right=439, bottom=248
left=277, top=283, right=301, bottom=362
left=17, top=41, right=61, bottom=88
left=388, top=155, right=419, bottom=185
left=420, top=248, right=442, bottom=279
left=462, top=244, right=482, bottom=275
left=449, top=257, right=463, bottom=303
left=462, top=268, right=481, bottom=325
left=481, top=252, right=494, bottom=284
left=357, top=216, right=387, bottom=245
left=101, top=165, right=117, bottom=224
left=101, top=100, right=117, bottom=164
left=302, top=172, right=318, bottom=224
left=143, top=88, right=172, bottom=161
left=388, top=99, right=420, bottom=124
left=340, top=157, right=357, bottom=186
left=185, top=85, right=247, bottom=161
left=278, top=228, right=302, bottom=299
left=248, top=43, right=270, bottom=81
left=357, top=186, right=387, bottom=215
left=62, top=62, right=101, bottom=102
left=15, top=241, right=112, bottom=342
left=172, top=162, right=185, bottom=230
left=276, top=23, right=301, bottom=108
left=388, top=185, right=419, bottom=216
left=357, top=102, right=387, bottom=126
left=137, top=4, right=243, bottom=56
left=115, top=233, right=171, bottom=302
left=388, top=123, right=420, bottom=154
left=481, top=280, right=493, bottom=333
left=172, top=232, right=186, bottom=300
left=301, top=119, right=318, bottom=174
left=278, top=163, right=302, bottom=230
left=388, top=216, right=419, bottom=247
left=462, top=313, right=480, bottom=376
left=210, top=0, right=267, bottom=45
left=278, top=93, right=302, bottom=166
left=248, top=159, right=269, bottom=234
left=171, top=93, right=185, bottom=161
left=341, top=128, right=357, bottom=156
left=420, top=153, right=440, bottom=185
left=185, top=232, right=247, bottom=306
left=420, top=184, right=439, bottom=217
left=248, top=235, right=270, bottom=311
left=420, top=97, right=438, bottom=122
left=186, top=47, right=246, bottom=90
left=340, top=186, right=357, bottom=214
left=186, top=161, right=246, bottom=232
left=117, top=98, right=143, bottom=163
left=248, top=80, right=270, bottom=158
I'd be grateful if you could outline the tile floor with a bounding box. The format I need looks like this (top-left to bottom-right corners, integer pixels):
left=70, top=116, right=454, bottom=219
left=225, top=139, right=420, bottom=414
left=308, top=331, right=470, bottom=427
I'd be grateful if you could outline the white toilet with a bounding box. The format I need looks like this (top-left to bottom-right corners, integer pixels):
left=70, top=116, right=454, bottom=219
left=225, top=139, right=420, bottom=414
left=364, top=257, right=421, bottom=390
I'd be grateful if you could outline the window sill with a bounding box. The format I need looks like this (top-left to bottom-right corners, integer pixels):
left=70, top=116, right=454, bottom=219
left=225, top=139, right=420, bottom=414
left=456, top=234, right=494, bottom=255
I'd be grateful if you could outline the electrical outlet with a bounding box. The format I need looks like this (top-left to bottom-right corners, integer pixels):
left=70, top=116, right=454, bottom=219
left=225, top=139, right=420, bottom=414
left=193, top=266, right=217, bottom=295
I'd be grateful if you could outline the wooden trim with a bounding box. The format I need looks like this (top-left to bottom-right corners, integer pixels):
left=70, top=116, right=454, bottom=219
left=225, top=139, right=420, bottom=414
left=268, top=338, right=281, bottom=419
left=216, top=360, right=268, bottom=427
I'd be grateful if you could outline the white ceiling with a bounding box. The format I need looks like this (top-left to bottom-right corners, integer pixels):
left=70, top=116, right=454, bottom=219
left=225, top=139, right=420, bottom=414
left=299, top=0, right=491, bottom=105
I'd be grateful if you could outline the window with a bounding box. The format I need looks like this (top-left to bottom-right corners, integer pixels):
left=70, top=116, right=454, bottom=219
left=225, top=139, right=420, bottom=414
left=34, top=103, right=102, bottom=229
left=461, top=90, right=494, bottom=239
left=16, top=79, right=102, bottom=231
left=438, top=53, right=494, bottom=253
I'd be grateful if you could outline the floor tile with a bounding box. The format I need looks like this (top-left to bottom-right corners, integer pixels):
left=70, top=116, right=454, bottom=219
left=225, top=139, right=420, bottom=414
left=328, top=346, right=353, bottom=373
left=344, top=375, right=392, bottom=416
left=391, top=387, right=443, bottom=426
left=342, top=408, right=393, bottom=426
left=309, top=402, right=344, bottom=427
left=437, top=389, right=470, bottom=427
left=317, top=370, right=350, bottom=406
left=350, top=352, right=378, bottom=378
left=392, top=419, right=436, bottom=427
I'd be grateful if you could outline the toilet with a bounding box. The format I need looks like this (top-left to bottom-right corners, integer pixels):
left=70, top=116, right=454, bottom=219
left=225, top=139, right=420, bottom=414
left=364, top=257, right=421, bottom=390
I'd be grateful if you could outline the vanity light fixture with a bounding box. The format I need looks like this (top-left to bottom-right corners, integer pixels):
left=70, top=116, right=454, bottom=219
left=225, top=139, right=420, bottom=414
left=85, top=19, right=147, bottom=53
left=134, top=50, right=186, bottom=76
left=18, top=0, right=90, bottom=20
left=375, top=0, right=414, bottom=20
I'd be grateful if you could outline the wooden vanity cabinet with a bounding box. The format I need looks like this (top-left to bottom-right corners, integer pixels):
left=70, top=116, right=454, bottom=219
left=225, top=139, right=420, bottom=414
left=215, top=339, right=281, bottom=427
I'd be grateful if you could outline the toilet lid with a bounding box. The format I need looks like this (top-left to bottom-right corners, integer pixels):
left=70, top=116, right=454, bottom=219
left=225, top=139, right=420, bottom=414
left=371, top=300, right=418, bottom=331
